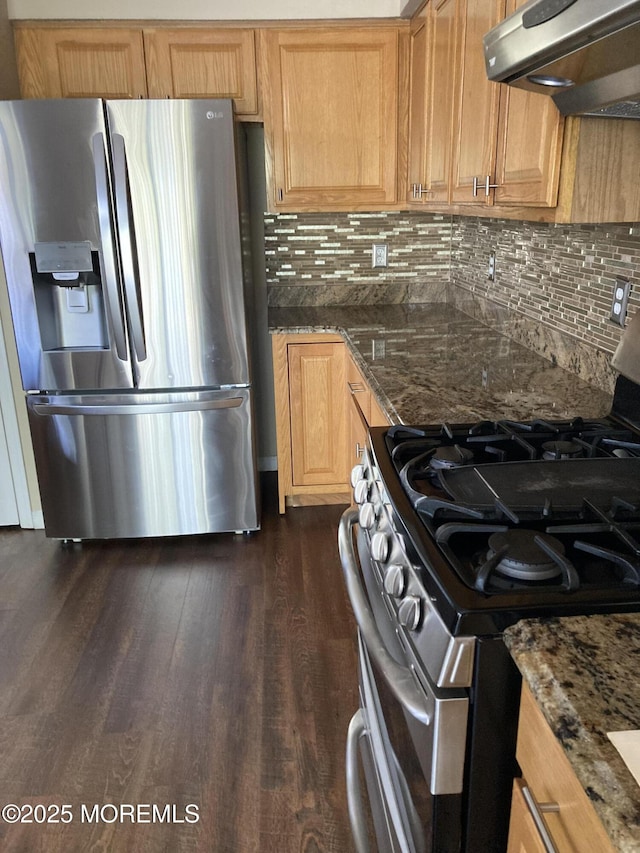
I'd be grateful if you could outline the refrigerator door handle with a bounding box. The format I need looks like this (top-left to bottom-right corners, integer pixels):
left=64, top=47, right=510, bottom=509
left=111, top=132, right=147, bottom=363
left=31, top=397, right=244, bottom=417
left=91, top=133, right=128, bottom=362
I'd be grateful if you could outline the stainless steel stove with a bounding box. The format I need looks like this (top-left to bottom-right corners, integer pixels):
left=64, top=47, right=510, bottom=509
left=339, top=372, right=640, bottom=853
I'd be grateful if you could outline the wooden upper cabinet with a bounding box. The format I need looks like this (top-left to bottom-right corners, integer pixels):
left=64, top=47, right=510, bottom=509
left=407, top=6, right=429, bottom=203
left=494, top=67, right=565, bottom=206
left=424, top=0, right=458, bottom=205
left=14, top=26, right=147, bottom=99
left=450, top=0, right=504, bottom=203
left=143, top=28, right=258, bottom=116
left=450, top=0, right=564, bottom=207
left=406, top=0, right=564, bottom=210
left=408, top=0, right=457, bottom=205
left=262, top=27, right=400, bottom=210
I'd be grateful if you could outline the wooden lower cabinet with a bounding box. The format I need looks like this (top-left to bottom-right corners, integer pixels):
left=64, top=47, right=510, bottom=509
left=288, top=340, right=348, bottom=489
left=271, top=333, right=390, bottom=514
left=272, top=333, right=350, bottom=514
left=347, top=353, right=389, bottom=471
left=508, top=684, right=615, bottom=853
left=347, top=353, right=370, bottom=472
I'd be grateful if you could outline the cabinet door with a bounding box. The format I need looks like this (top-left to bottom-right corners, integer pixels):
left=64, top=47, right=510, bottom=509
left=423, top=0, right=458, bottom=205
left=407, top=7, right=429, bottom=203
left=264, top=28, right=399, bottom=209
left=288, top=342, right=348, bottom=487
left=493, top=0, right=564, bottom=206
left=450, top=0, right=505, bottom=204
left=15, top=26, right=147, bottom=99
left=143, top=28, right=258, bottom=116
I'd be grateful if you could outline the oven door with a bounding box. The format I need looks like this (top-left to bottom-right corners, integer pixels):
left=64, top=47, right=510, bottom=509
left=346, top=640, right=404, bottom=853
left=339, top=509, right=469, bottom=853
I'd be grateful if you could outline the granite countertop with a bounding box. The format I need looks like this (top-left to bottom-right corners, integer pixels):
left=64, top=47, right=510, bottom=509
left=504, top=615, right=640, bottom=852
left=268, top=304, right=613, bottom=424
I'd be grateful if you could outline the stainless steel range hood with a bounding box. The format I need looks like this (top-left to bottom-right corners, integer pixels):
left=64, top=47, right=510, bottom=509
left=483, top=0, right=640, bottom=118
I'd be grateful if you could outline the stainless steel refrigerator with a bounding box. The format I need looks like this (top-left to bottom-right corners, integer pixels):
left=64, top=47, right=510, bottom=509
left=0, top=98, right=260, bottom=540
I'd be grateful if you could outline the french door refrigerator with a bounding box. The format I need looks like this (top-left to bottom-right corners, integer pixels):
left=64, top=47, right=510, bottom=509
left=0, top=98, right=260, bottom=539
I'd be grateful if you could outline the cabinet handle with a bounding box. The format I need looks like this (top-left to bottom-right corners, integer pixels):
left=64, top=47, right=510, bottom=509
left=356, top=442, right=365, bottom=458
left=277, top=188, right=284, bottom=202
left=472, top=175, right=502, bottom=197
left=521, top=785, right=560, bottom=853
left=348, top=382, right=366, bottom=394
left=484, top=175, right=501, bottom=195
left=412, top=182, right=433, bottom=199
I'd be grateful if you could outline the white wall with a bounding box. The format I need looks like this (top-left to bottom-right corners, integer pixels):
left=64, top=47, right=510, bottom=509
left=8, top=0, right=403, bottom=19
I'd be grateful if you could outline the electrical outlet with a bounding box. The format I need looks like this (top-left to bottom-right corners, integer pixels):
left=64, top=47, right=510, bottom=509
left=372, top=244, right=388, bottom=268
left=610, top=277, right=631, bottom=326
left=488, top=251, right=496, bottom=281
left=372, top=338, right=386, bottom=360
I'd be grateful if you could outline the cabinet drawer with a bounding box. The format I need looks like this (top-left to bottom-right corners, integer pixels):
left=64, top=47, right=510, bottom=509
left=514, top=684, right=614, bottom=853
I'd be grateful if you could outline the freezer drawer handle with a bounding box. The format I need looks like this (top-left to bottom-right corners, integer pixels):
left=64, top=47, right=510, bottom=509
left=345, top=709, right=373, bottom=853
left=31, top=397, right=243, bottom=416
left=338, top=508, right=432, bottom=726
left=112, top=133, right=147, bottom=363
left=92, top=133, right=128, bottom=361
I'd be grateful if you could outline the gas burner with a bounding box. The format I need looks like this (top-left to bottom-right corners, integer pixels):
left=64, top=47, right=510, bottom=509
left=541, top=439, right=584, bottom=460
left=429, top=445, right=474, bottom=472
left=487, top=530, right=565, bottom=581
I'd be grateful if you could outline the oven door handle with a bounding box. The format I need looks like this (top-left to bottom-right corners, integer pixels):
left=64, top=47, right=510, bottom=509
left=345, top=709, right=373, bottom=853
left=338, top=508, right=433, bottom=726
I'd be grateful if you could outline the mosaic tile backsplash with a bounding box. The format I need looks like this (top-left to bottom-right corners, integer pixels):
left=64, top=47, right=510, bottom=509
left=451, top=218, right=640, bottom=352
left=264, top=210, right=640, bottom=392
left=264, top=212, right=452, bottom=305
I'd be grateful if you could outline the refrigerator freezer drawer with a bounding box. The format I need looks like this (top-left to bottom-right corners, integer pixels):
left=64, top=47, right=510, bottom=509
left=27, top=389, right=259, bottom=539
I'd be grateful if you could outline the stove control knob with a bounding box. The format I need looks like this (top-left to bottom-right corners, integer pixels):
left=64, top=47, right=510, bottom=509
left=358, top=502, right=376, bottom=530
left=383, top=564, right=406, bottom=598
left=350, top=464, right=365, bottom=488
left=370, top=531, right=389, bottom=563
left=398, top=595, right=422, bottom=631
left=353, top=479, right=369, bottom=505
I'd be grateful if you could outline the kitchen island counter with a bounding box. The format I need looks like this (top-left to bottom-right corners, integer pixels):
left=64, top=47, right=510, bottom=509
left=504, top=614, right=640, bottom=852
left=268, top=303, right=613, bottom=424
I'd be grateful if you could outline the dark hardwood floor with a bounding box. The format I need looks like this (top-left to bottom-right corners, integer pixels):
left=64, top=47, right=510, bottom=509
left=0, top=475, right=358, bottom=852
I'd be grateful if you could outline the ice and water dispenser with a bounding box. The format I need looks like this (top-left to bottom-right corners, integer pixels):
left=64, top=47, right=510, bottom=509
left=31, top=241, right=109, bottom=351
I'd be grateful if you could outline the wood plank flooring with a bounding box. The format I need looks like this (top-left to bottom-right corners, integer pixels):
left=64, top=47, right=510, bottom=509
left=0, top=475, right=358, bottom=853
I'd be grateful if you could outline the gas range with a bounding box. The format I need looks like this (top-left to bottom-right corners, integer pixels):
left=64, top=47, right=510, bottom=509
left=355, top=378, right=640, bottom=638
left=340, top=372, right=640, bottom=853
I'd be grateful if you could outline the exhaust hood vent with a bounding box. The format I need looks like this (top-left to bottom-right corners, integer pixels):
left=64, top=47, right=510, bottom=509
left=483, top=0, right=640, bottom=118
